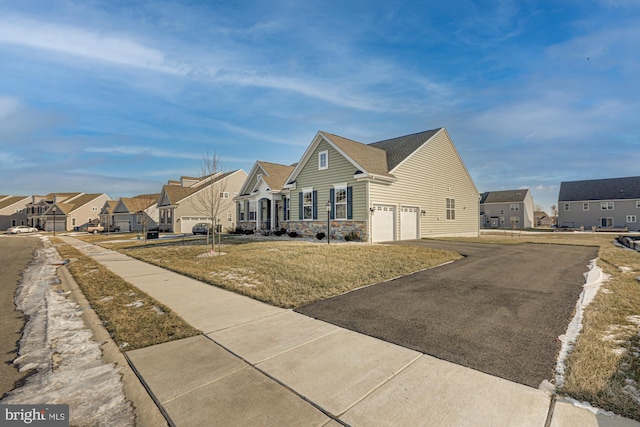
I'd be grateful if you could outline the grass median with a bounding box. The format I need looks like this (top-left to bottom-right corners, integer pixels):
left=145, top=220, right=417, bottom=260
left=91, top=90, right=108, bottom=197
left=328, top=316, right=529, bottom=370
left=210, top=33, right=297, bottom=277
left=103, top=239, right=462, bottom=309
left=53, top=239, right=200, bottom=351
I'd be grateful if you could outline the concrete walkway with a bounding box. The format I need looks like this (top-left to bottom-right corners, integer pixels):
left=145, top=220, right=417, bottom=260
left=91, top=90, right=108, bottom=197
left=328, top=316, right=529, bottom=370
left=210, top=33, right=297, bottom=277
left=60, top=236, right=640, bottom=427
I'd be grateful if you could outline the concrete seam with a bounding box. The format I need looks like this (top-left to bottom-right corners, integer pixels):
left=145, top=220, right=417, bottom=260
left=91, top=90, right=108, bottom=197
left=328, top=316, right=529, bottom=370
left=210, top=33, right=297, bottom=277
left=544, top=393, right=557, bottom=427
left=203, top=334, right=349, bottom=426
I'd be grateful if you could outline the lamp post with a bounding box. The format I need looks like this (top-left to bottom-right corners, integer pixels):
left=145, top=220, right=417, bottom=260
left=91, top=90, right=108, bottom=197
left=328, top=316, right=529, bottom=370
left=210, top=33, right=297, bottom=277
left=325, top=200, right=331, bottom=245
left=52, top=206, right=56, bottom=236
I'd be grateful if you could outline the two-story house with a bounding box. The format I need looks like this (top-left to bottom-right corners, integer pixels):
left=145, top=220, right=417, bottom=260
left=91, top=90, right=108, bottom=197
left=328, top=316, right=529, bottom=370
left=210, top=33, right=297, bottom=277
left=480, top=189, right=534, bottom=229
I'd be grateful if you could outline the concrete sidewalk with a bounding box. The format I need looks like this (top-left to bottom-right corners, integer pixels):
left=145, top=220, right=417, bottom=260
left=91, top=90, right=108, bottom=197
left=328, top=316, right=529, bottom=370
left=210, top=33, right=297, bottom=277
left=60, top=236, right=640, bottom=427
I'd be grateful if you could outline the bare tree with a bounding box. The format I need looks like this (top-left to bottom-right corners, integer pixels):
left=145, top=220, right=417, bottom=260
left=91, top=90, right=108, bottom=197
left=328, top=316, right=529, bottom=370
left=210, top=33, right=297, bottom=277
left=550, top=204, right=558, bottom=226
left=534, top=204, right=545, bottom=212
left=191, top=151, right=232, bottom=254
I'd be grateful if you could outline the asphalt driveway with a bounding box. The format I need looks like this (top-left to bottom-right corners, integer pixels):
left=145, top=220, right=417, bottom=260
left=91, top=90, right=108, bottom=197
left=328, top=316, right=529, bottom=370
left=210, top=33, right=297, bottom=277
left=296, top=240, right=599, bottom=388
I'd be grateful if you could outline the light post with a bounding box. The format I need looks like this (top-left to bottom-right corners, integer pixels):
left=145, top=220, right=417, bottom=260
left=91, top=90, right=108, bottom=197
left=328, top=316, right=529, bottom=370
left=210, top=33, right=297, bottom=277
left=325, top=200, right=331, bottom=245
left=52, top=206, right=56, bottom=236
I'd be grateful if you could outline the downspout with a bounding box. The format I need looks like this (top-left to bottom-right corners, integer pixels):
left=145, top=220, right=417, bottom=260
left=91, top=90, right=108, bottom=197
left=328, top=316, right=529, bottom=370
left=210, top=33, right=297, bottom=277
left=366, top=180, right=371, bottom=242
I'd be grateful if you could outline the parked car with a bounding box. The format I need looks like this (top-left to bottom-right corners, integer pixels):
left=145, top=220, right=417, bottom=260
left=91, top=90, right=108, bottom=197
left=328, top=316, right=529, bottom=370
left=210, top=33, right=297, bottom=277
left=86, top=223, right=120, bottom=234
left=192, top=223, right=212, bottom=235
left=7, top=225, right=38, bottom=234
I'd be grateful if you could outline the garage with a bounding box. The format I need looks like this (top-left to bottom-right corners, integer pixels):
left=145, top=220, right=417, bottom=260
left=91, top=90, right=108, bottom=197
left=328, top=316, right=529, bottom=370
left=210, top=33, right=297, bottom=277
left=116, top=220, right=131, bottom=232
left=400, top=206, right=419, bottom=240
left=371, top=204, right=395, bottom=242
left=180, top=216, right=211, bottom=234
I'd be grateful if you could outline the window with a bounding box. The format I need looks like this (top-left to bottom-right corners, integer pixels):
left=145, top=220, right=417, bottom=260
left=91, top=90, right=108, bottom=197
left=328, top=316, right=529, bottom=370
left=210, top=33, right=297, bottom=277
left=636, top=201, right=640, bottom=208
left=303, top=191, right=314, bottom=219
left=627, top=215, right=637, bottom=223
left=500, top=217, right=505, bottom=224
left=564, top=203, right=570, bottom=211
left=446, top=198, right=455, bottom=220
left=500, top=209, right=505, bottom=215
left=72, top=218, right=76, bottom=226
left=334, top=186, right=347, bottom=220
left=583, top=203, right=589, bottom=211
left=600, top=217, right=613, bottom=227
left=510, top=204, right=519, bottom=211
left=249, top=201, right=257, bottom=221
left=227, top=213, right=232, bottom=222
left=510, top=217, right=520, bottom=226
left=318, top=150, right=328, bottom=170
left=220, top=192, right=229, bottom=199
left=238, top=203, right=245, bottom=221
left=137, top=214, right=142, bottom=225
left=601, top=202, right=614, bottom=210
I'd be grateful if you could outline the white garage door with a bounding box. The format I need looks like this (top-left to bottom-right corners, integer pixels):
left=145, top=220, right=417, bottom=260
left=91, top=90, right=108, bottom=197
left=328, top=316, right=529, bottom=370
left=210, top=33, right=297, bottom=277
left=400, top=207, right=419, bottom=240
left=116, top=220, right=131, bottom=232
left=372, top=204, right=395, bottom=242
left=180, top=216, right=211, bottom=234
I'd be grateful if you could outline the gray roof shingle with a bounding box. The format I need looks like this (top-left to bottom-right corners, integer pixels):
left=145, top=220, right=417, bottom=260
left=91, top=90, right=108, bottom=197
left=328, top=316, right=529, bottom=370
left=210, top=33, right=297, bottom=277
left=368, top=128, right=442, bottom=171
left=558, top=176, right=640, bottom=201
left=480, top=189, right=529, bottom=204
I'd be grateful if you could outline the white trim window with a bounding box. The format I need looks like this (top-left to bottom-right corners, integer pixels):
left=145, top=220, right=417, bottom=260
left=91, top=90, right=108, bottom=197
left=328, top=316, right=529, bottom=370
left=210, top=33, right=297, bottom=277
left=227, top=213, right=232, bottom=222
left=318, top=150, right=328, bottom=170
left=446, top=198, right=456, bottom=220
left=334, top=186, right=347, bottom=220
left=510, top=217, right=520, bottom=226
left=583, top=203, right=589, bottom=211
left=626, top=215, right=637, bottom=223
left=303, top=190, right=314, bottom=220
left=510, top=204, right=519, bottom=211
left=636, top=201, right=640, bottom=208
left=220, top=192, right=230, bottom=199
left=600, top=217, right=613, bottom=227
left=601, top=201, right=614, bottom=210
left=564, top=203, right=570, bottom=211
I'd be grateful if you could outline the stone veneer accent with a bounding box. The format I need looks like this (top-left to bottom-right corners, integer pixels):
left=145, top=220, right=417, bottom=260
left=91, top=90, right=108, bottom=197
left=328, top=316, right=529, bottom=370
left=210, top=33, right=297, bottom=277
left=281, top=220, right=368, bottom=241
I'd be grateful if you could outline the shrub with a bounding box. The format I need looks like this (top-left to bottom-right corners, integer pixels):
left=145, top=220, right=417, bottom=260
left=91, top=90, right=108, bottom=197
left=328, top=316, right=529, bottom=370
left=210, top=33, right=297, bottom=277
left=261, top=229, right=271, bottom=236
left=288, top=231, right=299, bottom=238
left=273, top=228, right=287, bottom=236
left=243, top=229, right=254, bottom=235
left=316, top=232, right=326, bottom=240
left=344, top=231, right=360, bottom=242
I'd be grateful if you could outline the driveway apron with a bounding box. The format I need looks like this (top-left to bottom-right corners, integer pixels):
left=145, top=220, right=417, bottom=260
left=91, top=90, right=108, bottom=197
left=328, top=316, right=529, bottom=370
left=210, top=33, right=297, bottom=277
left=296, top=241, right=599, bottom=388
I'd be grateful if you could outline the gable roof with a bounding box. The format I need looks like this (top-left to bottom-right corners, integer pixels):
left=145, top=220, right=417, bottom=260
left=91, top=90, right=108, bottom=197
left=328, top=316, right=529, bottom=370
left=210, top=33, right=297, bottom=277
left=321, top=132, right=391, bottom=177
left=368, top=128, right=442, bottom=171
left=558, top=176, right=640, bottom=201
left=258, top=161, right=296, bottom=191
left=117, top=194, right=160, bottom=213
left=159, top=170, right=243, bottom=205
left=0, top=196, right=29, bottom=210
left=480, top=189, right=530, bottom=204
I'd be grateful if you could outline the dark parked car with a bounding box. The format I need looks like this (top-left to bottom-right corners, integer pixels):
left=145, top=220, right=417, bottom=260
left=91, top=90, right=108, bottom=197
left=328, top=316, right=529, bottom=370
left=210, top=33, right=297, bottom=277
left=192, top=223, right=212, bottom=235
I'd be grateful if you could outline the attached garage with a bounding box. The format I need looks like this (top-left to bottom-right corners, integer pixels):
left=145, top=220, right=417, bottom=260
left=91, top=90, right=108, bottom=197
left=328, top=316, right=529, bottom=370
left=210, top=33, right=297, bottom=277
left=180, top=216, right=211, bottom=234
left=371, top=204, right=395, bottom=242
left=116, top=220, right=131, bottom=232
left=400, top=206, right=419, bottom=240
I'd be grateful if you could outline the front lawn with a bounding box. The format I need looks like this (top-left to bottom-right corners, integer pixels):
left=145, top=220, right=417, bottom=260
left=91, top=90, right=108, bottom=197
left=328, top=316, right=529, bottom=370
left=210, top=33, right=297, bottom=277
left=106, top=240, right=461, bottom=308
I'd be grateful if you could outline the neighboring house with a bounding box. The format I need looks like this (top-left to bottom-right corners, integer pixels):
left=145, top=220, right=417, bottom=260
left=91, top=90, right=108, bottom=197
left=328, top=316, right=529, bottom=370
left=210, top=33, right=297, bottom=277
left=235, top=161, right=296, bottom=231
left=534, top=211, right=554, bottom=228
left=0, top=195, right=30, bottom=230
left=235, top=127, right=479, bottom=242
left=99, top=200, right=119, bottom=229
left=480, top=189, right=534, bottom=229
left=558, top=176, right=640, bottom=231
left=26, top=193, right=111, bottom=232
left=157, top=170, right=247, bottom=233
left=112, top=194, right=160, bottom=232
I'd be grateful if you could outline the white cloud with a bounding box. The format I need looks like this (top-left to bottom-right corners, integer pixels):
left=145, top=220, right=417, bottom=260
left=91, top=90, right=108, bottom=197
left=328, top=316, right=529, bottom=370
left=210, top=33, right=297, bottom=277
left=0, top=15, right=186, bottom=75
left=84, top=146, right=200, bottom=160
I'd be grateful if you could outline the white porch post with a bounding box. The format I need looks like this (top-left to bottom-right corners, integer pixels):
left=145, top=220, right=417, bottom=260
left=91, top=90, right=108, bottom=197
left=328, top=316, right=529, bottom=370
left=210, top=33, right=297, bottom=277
left=270, top=197, right=276, bottom=230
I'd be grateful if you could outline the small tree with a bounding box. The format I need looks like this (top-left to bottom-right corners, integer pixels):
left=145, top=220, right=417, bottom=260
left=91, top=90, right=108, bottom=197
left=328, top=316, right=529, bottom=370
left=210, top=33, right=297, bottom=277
left=191, top=151, right=232, bottom=254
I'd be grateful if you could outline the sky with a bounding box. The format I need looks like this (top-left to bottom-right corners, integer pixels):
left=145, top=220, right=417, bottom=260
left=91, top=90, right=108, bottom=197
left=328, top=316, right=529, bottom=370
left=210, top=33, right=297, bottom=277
left=1, top=0, right=639, bottom=212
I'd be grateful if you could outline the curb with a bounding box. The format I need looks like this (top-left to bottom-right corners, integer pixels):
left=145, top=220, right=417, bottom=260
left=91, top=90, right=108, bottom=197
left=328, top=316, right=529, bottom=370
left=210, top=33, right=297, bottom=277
left=56, top=263, right=168, bottom=427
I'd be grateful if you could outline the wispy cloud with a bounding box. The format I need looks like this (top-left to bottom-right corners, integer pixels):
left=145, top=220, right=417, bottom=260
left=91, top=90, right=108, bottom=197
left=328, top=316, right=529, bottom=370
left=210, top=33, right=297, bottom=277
left=0, top=15, right=186, bottom=75
left=84, top=145, right=201, bottom=160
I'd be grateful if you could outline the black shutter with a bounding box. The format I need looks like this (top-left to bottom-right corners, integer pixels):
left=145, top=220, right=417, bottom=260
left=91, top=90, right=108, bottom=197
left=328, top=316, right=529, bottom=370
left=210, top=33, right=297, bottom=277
left=330, top=188, right=335, bottom=220
left=312, top=190, right=318, bottom=220
left=299, top=192, right=303, bottom=220
left=347, top=186, right=353, bottom=219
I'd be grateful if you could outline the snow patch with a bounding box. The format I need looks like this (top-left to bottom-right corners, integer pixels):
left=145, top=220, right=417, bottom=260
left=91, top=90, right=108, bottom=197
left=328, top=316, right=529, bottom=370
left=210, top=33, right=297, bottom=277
left=125, top=300, right=144, bottom=308
left=555, top=259, right=610, bottom=388
left=0, top=244, right=134, bottom=426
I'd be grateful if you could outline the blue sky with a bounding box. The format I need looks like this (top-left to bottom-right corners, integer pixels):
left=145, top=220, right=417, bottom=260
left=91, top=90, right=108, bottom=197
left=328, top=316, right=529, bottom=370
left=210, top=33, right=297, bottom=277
left=1, top=0, right=638, bottom=211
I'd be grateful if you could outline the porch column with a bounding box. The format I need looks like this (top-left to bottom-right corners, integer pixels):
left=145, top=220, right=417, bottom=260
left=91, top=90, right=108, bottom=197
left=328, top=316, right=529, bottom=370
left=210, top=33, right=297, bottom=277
left=270, top=198, right=276, bottom=230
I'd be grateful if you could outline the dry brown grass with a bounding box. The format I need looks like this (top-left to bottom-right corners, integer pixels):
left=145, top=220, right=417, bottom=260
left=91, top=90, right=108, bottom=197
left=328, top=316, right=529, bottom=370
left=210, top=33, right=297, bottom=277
left=53, top=240, right=200, bottom=350
left=108, top=240, right=462, bottom=308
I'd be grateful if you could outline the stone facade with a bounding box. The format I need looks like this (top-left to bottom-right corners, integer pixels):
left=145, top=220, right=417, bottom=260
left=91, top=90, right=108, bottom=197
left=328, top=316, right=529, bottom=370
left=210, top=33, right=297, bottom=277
left=282, top=220, right=367, bottom=241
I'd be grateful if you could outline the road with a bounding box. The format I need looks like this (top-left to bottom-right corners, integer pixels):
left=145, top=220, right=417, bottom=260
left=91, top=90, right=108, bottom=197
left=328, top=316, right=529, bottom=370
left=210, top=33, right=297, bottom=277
left=0, top=235, right=41, bottom=397
left=297, top=240, right=598, bottom=388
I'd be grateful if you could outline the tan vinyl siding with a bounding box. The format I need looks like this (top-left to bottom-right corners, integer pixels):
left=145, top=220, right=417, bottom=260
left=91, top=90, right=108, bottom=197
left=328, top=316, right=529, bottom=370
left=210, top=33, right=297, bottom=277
left=369, top=129, right=479, bottom=237
left=290, top=138, right=366, bottom=221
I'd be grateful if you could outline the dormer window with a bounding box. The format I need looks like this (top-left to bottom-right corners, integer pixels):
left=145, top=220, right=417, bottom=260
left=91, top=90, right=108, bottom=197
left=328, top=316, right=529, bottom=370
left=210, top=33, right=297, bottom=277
left=318, top=151, right=328, bottom=170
